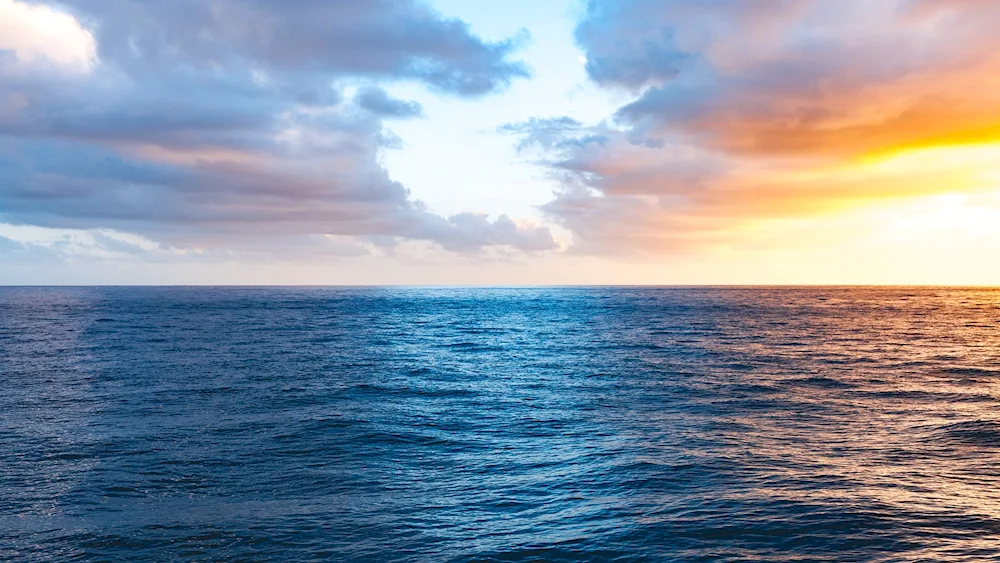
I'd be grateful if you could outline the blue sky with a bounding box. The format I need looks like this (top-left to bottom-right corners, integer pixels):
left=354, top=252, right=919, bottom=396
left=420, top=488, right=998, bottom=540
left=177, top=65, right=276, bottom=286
left=2, top=0, right=1000, bottom=285
left=382, top=0, right=623, bottom=223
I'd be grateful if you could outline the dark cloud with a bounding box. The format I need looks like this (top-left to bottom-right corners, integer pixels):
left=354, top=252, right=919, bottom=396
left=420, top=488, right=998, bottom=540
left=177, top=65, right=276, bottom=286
left=0, top=0, right=551, bottom=254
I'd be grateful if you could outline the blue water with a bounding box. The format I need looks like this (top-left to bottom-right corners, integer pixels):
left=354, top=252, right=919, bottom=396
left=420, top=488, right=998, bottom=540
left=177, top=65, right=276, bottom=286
left=2, top=287, right=1000, bottom=562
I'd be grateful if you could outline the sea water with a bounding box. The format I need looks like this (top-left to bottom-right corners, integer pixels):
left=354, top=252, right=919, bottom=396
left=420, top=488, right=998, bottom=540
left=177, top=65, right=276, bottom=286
left=2, top=287, right=999, bottom=561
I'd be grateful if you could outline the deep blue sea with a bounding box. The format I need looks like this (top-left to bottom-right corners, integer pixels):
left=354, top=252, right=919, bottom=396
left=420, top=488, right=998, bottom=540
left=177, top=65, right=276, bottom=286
left=2, top=287, right=1000, bottom=562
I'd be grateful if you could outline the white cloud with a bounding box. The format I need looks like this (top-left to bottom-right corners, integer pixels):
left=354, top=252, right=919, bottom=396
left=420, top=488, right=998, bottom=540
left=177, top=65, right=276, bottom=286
left=0, top=0, right=96, bottom=71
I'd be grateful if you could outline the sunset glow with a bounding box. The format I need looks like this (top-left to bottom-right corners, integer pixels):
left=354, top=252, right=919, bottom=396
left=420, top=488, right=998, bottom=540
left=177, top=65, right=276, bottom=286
left=1, top=0, right=999, bottom=284
left=5, top=4, right=1000, bottom=560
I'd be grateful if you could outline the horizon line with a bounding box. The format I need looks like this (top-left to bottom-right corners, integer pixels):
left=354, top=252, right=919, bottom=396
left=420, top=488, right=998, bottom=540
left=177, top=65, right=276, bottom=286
left=2, top=284, right=999, bottom=289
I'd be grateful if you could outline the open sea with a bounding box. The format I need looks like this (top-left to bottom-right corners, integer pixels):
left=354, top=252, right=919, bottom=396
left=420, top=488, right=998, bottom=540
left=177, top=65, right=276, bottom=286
left=2, top=286, right=1000, bottom=562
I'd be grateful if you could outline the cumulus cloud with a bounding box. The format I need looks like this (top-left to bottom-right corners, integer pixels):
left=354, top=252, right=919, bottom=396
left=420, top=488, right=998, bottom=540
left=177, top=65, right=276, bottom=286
left=0, top=0, right=550, bottom=255
left=512, top=0, right=1000, bottom=254
left=0, top=0, right=96, bottom=70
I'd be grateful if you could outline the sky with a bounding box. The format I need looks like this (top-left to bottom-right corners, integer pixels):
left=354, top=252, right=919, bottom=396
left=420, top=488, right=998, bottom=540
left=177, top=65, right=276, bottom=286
left=2, top=0, right=1000, bottom=285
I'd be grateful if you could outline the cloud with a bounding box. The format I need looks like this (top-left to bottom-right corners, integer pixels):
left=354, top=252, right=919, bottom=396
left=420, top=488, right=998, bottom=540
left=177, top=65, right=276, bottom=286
left=0, top=0, right=552, bottom=255
left=423, top=213, right=556, bottom=253
left=499, top=117, right=608, bottom=153
left=0, top=234, right=25, bottom=253
left=0, top=0, right=96, bottom=70
left=89, top=231, right=147, bottom=255
left=575, top=0, right=1000, bottom=158
left=59, top=0, right=530, bottom=96
left=355, top=86, right=423, bottom=119
left=0, top=233, right=68, bottom=264
left=508, top=1, right=1000, bottom=254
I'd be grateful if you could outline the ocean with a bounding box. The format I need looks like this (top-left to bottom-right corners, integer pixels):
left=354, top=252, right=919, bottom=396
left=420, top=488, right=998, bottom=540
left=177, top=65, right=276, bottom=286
left=1, top=286, right=999, bottom=561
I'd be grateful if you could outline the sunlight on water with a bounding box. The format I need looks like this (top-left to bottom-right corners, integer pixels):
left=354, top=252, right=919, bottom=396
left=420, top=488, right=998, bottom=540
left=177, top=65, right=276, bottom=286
left=1, top=287, right=999, bottom=561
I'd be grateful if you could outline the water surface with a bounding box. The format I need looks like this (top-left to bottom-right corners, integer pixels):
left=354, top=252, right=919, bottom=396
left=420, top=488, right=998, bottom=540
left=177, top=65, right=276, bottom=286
left=2, top=287, right=999, bottom=561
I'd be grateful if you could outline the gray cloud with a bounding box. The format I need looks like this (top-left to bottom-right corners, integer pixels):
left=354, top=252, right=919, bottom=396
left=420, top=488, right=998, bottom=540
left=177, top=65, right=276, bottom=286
left=0, top=0, right=552, bottom=254
left=575, top=0, right=689, bottom=92
left=0, top=130, right=555, bottom=252
left=419, top=213, right=556, bottom=253
left=60, top=0, right=529, bottom=96
left=355, top=86, right=423, bottom=119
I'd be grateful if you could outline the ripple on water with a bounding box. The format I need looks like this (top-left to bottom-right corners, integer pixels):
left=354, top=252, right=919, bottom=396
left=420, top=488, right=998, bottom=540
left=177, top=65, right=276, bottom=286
left=1, top=286, right=1000, bottom=562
